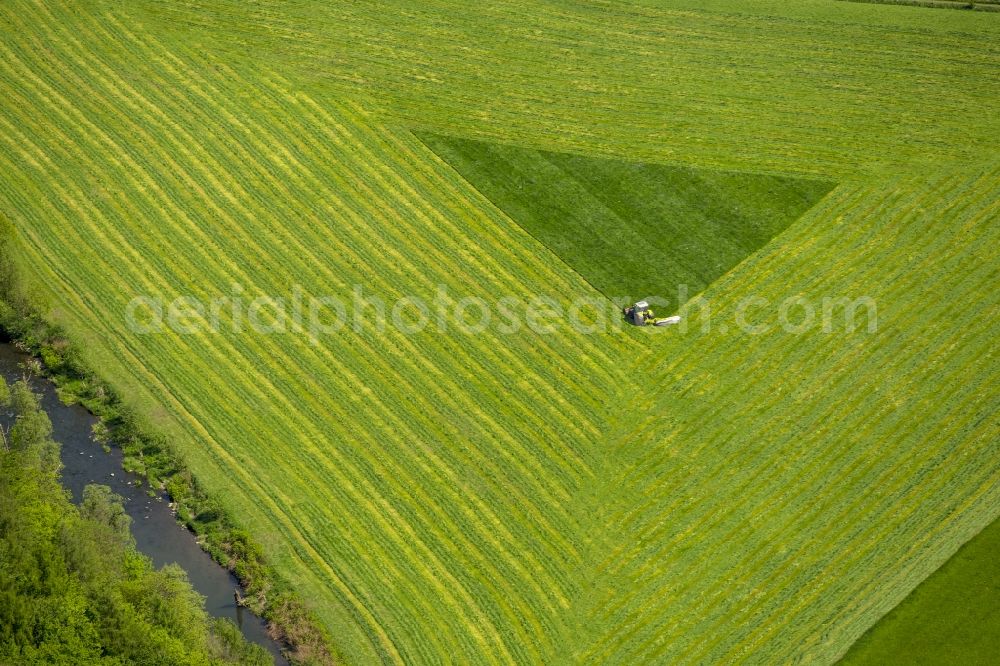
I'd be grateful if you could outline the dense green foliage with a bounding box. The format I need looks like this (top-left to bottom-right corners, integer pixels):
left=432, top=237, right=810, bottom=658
left=0, top=1, right=997, bottom=664
left=840, top=516, right=1000, bottom=664
left=0, top=376, right=271, bottom=665
left=420, top=134, right=833, bottom=304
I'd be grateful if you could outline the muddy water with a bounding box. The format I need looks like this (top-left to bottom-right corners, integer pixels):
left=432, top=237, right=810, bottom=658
left=0, top=343, right=287, bottom=665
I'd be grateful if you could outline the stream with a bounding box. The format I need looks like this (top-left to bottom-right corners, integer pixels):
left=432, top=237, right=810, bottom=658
left=0, top=343, right=288, bottom=665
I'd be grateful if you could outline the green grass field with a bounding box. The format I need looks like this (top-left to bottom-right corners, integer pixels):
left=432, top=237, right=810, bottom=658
left=0, top=0, right=998, bottom=664
left=841, top=515, right=1000, bottom=664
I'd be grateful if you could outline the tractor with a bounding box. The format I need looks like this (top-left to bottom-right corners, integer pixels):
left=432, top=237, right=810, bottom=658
left=623, top=300, right=681, bottom=327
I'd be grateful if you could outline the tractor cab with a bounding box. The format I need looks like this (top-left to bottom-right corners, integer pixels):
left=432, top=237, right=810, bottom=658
left=624, top=300, right=653, bottom=326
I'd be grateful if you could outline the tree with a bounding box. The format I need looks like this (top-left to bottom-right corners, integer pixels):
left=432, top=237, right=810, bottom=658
left=9, top=379, right=40, bottom=417
left=80, top=484, right=132, bottom=545
left=10, top=409, right=53, bottom=449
